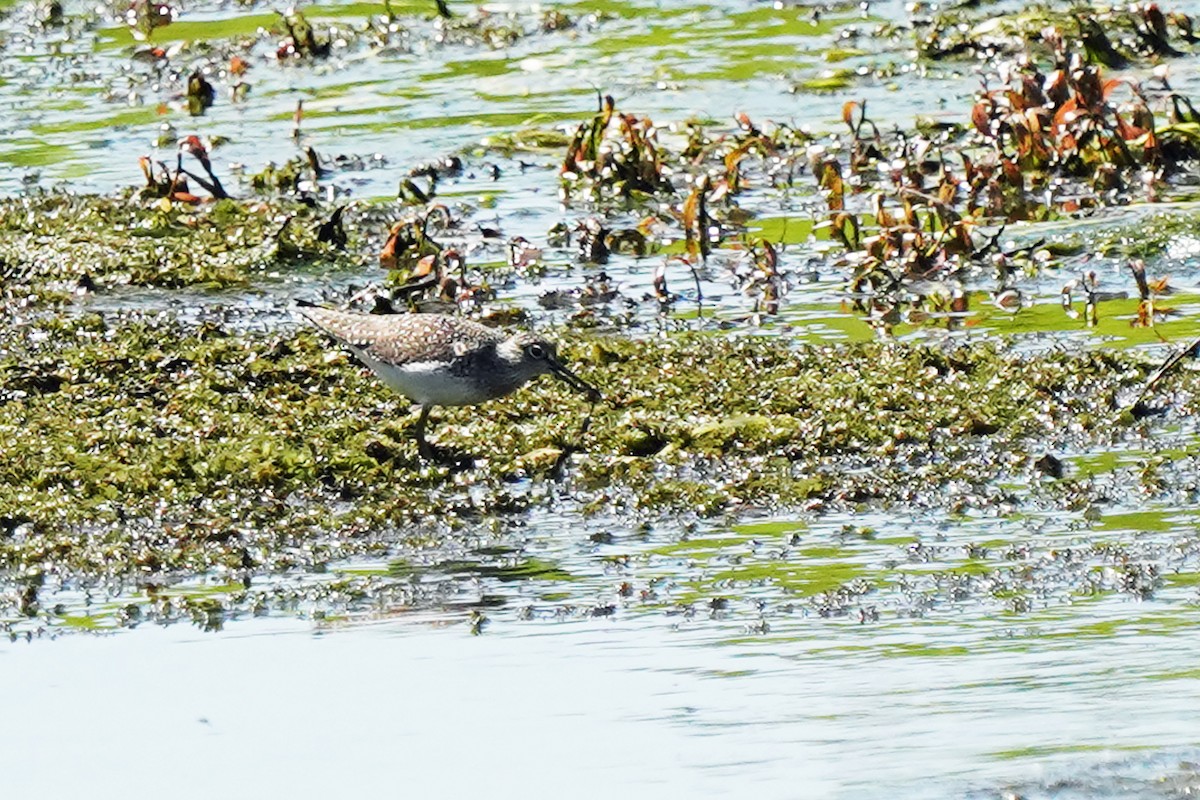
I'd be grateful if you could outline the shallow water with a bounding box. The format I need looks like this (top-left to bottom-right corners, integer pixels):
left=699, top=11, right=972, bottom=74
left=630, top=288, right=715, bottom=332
left=5, top=593, right=1200, bottom=798
left=10, top=0, right=1200, bottom=330
left=7, top=503, right=1200, bottom=797
left=0, top=0, right=946, bottom=194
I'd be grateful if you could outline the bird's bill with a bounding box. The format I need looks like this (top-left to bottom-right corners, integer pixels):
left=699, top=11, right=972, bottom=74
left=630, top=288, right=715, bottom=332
left=549, top=358, right=602, bottom=403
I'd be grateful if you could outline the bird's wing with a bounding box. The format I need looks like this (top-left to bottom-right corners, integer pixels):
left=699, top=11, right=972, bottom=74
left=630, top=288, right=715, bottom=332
left=296, top=305, right=500, bottom=367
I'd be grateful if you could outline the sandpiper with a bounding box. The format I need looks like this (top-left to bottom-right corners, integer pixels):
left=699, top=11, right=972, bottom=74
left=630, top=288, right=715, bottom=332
left=296, top=301, right=600, bottom=460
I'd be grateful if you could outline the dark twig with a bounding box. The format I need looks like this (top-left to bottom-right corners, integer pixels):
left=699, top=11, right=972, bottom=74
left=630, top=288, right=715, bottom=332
left=550, top=401, right=597, bottom=480
left=1130, top=336, right=1200, bottom=410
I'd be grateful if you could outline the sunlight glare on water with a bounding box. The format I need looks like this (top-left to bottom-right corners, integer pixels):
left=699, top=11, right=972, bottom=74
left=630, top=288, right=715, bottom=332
left=3, top=590, right=1200, bottom=798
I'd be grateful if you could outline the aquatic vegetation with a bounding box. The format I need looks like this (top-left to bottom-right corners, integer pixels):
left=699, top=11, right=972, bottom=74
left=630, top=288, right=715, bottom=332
left=5, top=10, right=1200, bottom=800
left=914, top=3, right=1197, bottom=65
left=560, top=94, right=676, bottom=204
left=0, top=304, right=1190, bottom=618
left=0, top=192, right=364, bottom=291
left=1, top=0, right=1199, bottom=654
left=545, top=7, right=1200, bottom=333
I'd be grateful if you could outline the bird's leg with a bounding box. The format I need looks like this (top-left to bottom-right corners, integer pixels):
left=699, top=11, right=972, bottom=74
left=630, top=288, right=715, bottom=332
left=413, top=405, right=474, bottom=468
left=414, top=405, right=435, bottom=460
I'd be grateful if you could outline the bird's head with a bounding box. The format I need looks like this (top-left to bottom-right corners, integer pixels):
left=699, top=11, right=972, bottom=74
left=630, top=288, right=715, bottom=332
left=500, top=333, right=601, bottom=403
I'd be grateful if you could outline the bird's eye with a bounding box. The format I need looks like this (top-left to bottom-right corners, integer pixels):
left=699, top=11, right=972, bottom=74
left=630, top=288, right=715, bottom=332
left=526, top=343, right=547, bottom=359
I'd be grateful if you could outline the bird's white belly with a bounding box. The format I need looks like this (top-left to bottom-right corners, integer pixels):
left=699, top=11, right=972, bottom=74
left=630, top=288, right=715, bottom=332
left=360, top=353, right=486, bottom=406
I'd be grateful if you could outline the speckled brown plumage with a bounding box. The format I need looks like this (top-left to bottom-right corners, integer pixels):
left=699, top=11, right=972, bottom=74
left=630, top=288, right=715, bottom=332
left=297, top=305, right=506, bottom=367
left=295, top=303, right=600, bottom=460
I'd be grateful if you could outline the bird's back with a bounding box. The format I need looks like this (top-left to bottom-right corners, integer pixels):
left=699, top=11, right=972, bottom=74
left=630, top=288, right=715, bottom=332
left=297, top=305, right=504, bottom=367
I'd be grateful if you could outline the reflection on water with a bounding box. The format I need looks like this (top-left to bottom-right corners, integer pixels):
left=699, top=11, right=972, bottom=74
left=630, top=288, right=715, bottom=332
left=3, top=608, right=1200, bottom=798
left=5, top=504, right=1200, bottom=798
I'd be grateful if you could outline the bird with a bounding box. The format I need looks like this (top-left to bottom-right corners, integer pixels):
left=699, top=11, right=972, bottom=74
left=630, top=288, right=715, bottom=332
left=295, top=301, right=600, bottom=461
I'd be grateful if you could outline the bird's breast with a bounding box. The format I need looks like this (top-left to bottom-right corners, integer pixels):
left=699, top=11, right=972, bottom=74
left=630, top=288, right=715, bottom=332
left=357, top=351, right=514, bottom=406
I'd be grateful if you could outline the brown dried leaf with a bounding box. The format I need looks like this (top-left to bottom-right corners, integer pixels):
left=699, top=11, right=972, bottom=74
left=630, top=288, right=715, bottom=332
left=819, top=160, right=844, bottom=211
left=971, top=101, right=992, bottom=137
left=842, top=101, right=860, bottom=132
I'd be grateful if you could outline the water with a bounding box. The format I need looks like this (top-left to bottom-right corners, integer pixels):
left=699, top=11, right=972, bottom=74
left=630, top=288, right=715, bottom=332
left=6, top=505, right=1200, bottom=796
left=8, top=0, right=1200, bottom=329
left=5, top=601, right=1200, bottom=798
left=0, top=0, right=951, bottom=195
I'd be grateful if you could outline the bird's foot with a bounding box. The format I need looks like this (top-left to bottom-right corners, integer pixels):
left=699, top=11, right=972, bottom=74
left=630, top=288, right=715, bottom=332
left=418, top=440, right=475, bottom=470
